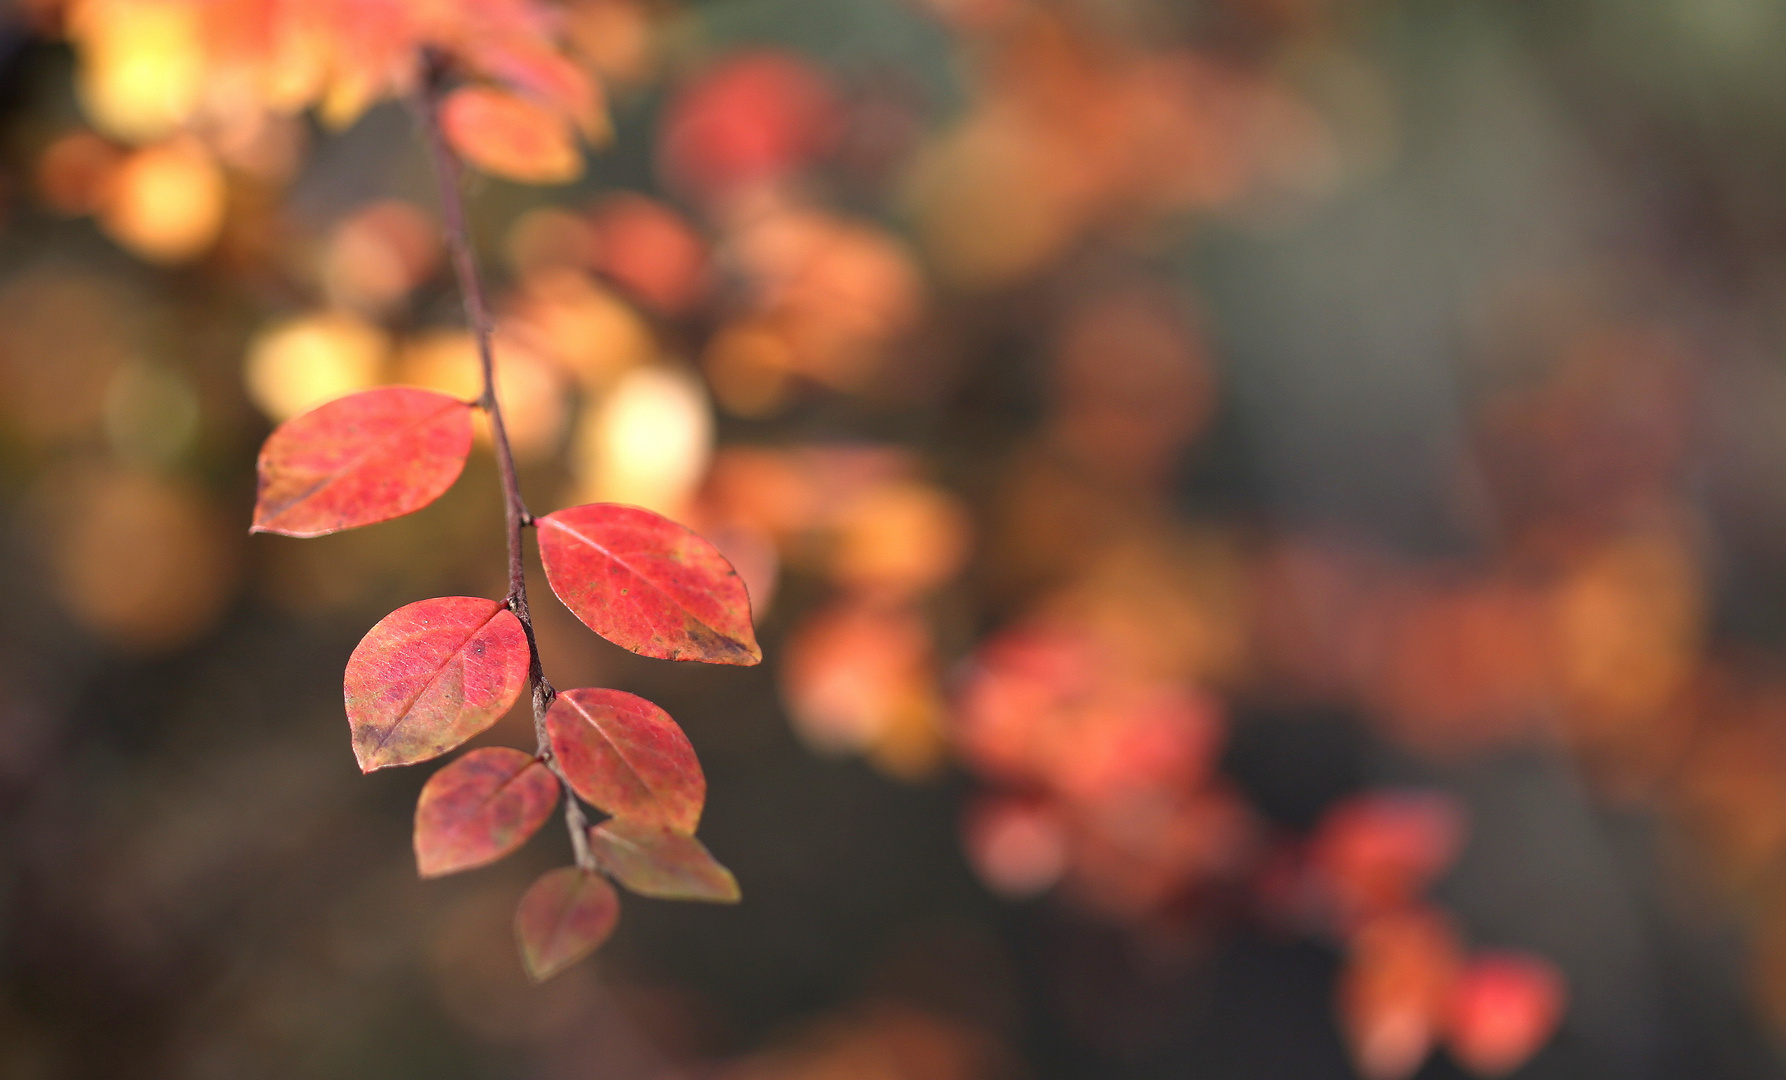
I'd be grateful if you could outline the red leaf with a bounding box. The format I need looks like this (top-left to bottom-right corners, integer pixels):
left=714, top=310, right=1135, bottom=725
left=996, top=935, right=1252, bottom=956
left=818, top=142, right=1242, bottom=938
left=441, top=86, right=583, bottom=185
left=537, top=503, right=761, bottom=665
left=515, top=867, right=620, bottom=982
left=415, top=747, right=560, bottom=877
left=346, top=597, right=531, bottom=771
left=252, top=387, right=473, bottom=537
left=1312, top=791, right=1465, bottom=927
left=546, top=688, right=705, bottom=833
left=588, top=818, right=740, bottom=903
left=1444, top=951, right=1566, bottom=1077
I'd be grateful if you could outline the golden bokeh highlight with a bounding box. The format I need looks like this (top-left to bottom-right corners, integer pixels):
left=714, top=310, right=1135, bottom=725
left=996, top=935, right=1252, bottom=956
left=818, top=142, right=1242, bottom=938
left=40, top=464, right=240, bottom=652
left=67, top=0, right=204, bottom=143
left=573, top=365, right=712, bottom=517
left=244, top=311, right=388, bottom=422
left=504, top=269, right=658, bottom=389
left=98, top=137, right=227, bottom=264
left=396, top=329, right=569, bottom=463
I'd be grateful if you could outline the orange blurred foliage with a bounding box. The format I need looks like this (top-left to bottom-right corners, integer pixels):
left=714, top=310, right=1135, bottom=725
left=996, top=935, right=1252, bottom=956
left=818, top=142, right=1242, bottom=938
left=98, top=137, right=226, bottom=264
left=38, top=464, right=241, bottom=651
left=1338, top=908, right=1463, bottom=1080
left=782, top=600, right=946, bottom=777
left=322, top=200, right=441, bottom=315
left=441, top=86, right=587, bottom=184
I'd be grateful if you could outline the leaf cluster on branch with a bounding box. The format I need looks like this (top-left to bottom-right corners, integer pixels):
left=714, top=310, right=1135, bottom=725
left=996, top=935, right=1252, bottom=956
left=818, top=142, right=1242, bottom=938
left=249, top=55, right=754, bottom=982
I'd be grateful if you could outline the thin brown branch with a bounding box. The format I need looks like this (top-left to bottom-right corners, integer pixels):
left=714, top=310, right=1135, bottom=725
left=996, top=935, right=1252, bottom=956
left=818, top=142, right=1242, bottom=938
left=413, top=54, right=594, bottom=873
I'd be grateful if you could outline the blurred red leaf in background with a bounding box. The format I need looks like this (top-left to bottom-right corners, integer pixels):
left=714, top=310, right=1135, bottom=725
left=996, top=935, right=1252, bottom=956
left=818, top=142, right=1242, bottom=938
left=1444, top=951, right=1567, bottom=1077
left=546, top=688, right=705, bottom=833
left=658, top=51, right=841, bottom=202
left=1309, top=791, right=1466, bottom=928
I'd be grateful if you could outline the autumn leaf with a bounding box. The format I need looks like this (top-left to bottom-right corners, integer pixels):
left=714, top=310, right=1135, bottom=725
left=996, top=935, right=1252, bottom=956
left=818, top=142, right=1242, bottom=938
left=345, top=597, right=530, bottom=771
left=415, top=747, right=560, bottom=877
left=515, top=867, right=620, bottom=982
left=461, top=37, right=609, bottom=139
left=1312, top=791, right=1465, bottom=926
left=1444, top=952, right=1566, bottom=1077
left=1339, top=909, right=1461, bottom=1080
left=545, top=688, right=704, bottom=833
left=441, top=86, right=583, bottom=185
left=251, top=387, right=472, bottom=537
left=588, top=818, right=740, bottom=903
left=537, top=503, right=761, bottom=664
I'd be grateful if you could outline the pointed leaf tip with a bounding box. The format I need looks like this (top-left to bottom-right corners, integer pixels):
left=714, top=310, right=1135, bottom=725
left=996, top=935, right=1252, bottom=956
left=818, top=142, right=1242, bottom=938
left=589, top=818, right=740, bottom=903
left=346, top=597, right=530, bottom=771
left=415, top=747, right=560, bottom=877
left=546, top=688, right=705, bottom=833
left=515, top=867, right=620, bottom=981
left=537, top=503, right=761, bottom=665
left=252, top=386, right=472, bottom=537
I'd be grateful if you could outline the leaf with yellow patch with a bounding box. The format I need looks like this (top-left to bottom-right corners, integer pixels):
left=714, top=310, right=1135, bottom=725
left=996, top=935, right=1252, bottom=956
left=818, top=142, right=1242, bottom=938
left=346, top=597, right=530, bottom=771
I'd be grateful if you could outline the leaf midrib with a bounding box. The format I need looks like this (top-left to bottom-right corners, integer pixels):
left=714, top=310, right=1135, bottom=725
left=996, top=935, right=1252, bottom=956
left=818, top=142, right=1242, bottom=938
left=368, top=603, right=509, bottom=756
left=562, top=693, right=687, bottom=829
left=258, top=395, right=463, bottom=530
left=541, top=515, right=730, bottom=644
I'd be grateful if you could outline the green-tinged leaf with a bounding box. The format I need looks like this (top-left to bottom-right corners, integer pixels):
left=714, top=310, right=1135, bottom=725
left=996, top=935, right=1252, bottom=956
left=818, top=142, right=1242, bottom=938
left=515, top=867, right=620, bottom=982
left=345, top=597, right=530, bottom=771
left=588, top=818, right=740, bottom=903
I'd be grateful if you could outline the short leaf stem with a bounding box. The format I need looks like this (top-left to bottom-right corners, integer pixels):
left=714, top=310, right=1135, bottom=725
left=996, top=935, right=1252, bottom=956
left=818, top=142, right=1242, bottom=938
left=414, top=54, right=595, bottom=873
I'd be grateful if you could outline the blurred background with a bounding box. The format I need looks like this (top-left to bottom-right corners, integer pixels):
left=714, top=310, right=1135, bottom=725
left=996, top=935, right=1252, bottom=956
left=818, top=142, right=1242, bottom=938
left=4, top=0, right=1786, bottom=1077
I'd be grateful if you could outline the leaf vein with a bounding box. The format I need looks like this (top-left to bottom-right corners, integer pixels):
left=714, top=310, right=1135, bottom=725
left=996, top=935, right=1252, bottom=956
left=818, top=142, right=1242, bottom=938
left=565, top=696, right=673, bottom=823
left=368, top=604, right=509, bottom=755
left=259, top=396, right=462, bottom=528
left=543, top=517, right=729, bottom=643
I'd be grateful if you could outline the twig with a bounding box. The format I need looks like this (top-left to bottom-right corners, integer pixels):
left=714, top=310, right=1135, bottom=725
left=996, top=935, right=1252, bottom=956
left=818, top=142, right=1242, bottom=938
left=413, top=54, right=594, bottom=874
